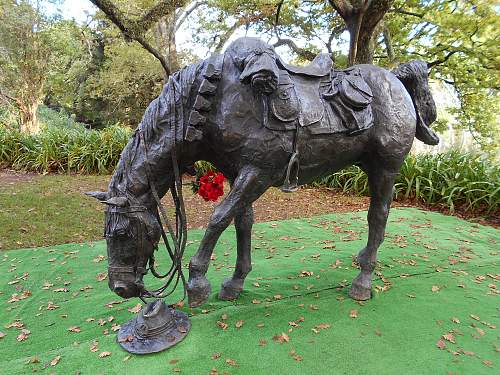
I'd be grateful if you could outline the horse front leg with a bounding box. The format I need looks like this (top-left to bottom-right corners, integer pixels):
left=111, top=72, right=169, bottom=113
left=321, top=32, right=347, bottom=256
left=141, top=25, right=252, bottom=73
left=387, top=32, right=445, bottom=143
left=349, top=168, right=398, bottom=300
left=187, top=167, right=269, bottom=307
left=219, top=204, right=253, bottom=301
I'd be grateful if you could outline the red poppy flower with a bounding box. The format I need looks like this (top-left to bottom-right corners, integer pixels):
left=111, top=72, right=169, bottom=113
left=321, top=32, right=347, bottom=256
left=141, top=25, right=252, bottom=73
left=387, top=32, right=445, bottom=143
left=194, top=171, right=225, bottom=202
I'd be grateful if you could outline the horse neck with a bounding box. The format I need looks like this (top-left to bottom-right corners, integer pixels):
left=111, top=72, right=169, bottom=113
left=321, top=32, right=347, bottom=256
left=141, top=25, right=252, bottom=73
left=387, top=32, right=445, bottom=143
left=108, top=58, right=218, bottom=205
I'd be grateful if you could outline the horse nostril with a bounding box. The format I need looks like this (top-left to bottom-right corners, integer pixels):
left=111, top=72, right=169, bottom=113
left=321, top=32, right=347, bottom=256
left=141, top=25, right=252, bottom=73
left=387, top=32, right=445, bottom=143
left=113, top=281, right=128, bottom=295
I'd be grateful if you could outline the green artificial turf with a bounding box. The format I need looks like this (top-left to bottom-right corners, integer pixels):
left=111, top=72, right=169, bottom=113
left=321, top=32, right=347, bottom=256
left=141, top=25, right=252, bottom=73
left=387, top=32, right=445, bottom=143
left=0, top=208, right=498, bottom=375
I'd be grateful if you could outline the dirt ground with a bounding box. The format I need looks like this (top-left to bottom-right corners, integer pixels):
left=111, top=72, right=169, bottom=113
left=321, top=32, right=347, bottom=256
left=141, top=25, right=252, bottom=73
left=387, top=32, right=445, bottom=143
left=0, top=169, right=37, bottom=185
left=0, top=169, right=497, bottom=232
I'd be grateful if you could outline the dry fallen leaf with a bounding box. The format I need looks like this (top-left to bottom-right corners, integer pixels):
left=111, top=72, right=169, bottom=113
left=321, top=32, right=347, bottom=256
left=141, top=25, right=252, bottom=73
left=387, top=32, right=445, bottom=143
left=128, top=304, right=142, bottom=314
left=212, top=353, right=221, bottom=360
left=173, top=300, right=184, bottom=308
left=442, top=333, right=456, bottom=343
left=315, top=323, right=331, bottom=331
left=216, top=321, right=228, bottom=330
left=90, top=341, right=99, bottom=352
left=273, top=332, right=290, bottom=343
left=226, top=358, right=237, bottom=366
left=118, top=335, right=134, bottom=343
left=235, top=320, right=244, bottom=329
left=431, top=285, right=440, bottom=292
left=68, top=326, right=81, bottom=333
left=50, top=355, right=61, bottom=366
left=16, top=329, right=30, bottom=342
left=350, top=310, right=358, bottom=318
left=99, top=351, right=112, bottom=358
left=46, top=301, right=59, bottom=310
left=96, top=272, right=107, bottom=282
left=0, top=332, right=5, bottom=339
left=6, top=321, right=24, bottom=329
left=436, top=340, right=446, bottom=349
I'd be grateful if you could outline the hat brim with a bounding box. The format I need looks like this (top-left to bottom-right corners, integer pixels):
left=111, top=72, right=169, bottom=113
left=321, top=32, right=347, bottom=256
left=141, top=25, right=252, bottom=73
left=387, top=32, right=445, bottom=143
left=117, top=309, right=191, bottom=354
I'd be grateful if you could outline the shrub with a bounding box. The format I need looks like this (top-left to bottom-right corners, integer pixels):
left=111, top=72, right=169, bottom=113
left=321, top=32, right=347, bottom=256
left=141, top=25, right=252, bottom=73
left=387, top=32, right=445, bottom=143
left=0, top=124, right=131, bottom=174
left=313, top=151, right=500, bottom=214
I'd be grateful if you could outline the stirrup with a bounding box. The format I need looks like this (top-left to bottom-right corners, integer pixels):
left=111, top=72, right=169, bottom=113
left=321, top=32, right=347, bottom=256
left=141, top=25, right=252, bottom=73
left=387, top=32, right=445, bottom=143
left=281, top=152, right=300, bottom=193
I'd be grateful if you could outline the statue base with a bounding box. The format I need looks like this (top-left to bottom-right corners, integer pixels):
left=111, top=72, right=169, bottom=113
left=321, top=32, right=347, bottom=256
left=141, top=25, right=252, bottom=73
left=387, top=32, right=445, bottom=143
left=117, top=299, right=191, bottom=354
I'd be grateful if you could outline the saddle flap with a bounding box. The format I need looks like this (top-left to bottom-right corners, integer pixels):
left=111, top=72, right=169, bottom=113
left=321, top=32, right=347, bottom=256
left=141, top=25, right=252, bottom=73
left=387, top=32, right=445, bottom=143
left=339, top=69, right=373, bottom=109
left=269, top=71, right=300, bottom=123
left=294, top=75, right=324, bottom=127
left=267, top=70, right=325, bottom=128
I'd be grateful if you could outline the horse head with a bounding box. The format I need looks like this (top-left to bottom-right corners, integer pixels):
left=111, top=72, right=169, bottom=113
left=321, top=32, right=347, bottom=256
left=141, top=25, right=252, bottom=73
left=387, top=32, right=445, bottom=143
left=86, top=191, right=161, bottom=299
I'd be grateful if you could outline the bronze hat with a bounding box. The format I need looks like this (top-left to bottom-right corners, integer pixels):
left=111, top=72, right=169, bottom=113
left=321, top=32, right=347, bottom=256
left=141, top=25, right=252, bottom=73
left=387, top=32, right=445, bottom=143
left=117, top=300, right=191, bottom=354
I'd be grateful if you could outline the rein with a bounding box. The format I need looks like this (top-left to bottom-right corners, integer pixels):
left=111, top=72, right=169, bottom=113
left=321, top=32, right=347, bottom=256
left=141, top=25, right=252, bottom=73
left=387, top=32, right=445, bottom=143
left=136, top=75, right=189, bottom=302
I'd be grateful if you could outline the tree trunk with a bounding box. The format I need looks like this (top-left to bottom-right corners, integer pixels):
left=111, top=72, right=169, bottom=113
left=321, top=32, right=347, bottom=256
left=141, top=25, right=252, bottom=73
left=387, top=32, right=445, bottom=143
left=156, top=14, right=179, bottom=73
left=328, top=0, right=394, bottom=65
left=20, top=101, right=40, bottom=134
left=355, top=26, right=376, bottom=64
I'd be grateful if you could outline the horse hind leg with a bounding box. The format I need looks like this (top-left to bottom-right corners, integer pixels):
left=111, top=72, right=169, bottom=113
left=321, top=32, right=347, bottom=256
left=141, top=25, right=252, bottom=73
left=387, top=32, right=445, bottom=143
left=219, top=205, right=253, bottom=301
left=349, top=166, right=399, bottom=300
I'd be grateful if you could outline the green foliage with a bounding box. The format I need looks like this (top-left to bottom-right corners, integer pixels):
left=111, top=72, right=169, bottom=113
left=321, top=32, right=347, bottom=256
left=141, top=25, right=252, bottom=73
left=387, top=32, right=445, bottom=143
left=194, top=160, right=217, bottom=175
left=384, top=0, right=500, bottom=151
left=0, top=122, right=131, bottom=174
left=87, top=38, right=164, bottom=127
left=314, top=151, right=500, bottom=214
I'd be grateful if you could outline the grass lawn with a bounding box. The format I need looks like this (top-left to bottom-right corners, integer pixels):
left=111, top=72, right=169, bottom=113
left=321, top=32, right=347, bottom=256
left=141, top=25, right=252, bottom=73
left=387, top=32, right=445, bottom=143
left=0, top=174, right=109, bottom=250
left=0, top=171, right=372, bottom=251
left=1, top=208, right=498, bottom=374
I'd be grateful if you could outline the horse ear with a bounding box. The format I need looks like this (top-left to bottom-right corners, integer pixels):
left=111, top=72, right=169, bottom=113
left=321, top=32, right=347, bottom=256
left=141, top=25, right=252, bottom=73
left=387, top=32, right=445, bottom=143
left=104, top=196, right=128, bottom=207
left=85, top=191, right=108, bottom=202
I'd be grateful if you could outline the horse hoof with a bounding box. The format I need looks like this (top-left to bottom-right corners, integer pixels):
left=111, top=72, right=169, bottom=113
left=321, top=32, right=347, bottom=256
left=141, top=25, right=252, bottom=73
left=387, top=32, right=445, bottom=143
left=218, top=278, right=243, bottom=301
left=187, top=277, right=212, bottom=307
left=348, top=281, right=372, bottom=301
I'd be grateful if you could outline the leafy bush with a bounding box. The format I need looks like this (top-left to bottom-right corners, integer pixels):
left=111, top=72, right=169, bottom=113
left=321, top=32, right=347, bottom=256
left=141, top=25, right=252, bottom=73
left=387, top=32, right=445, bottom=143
left=194, top=160, right=216, bottom=175
left=38, top=105, right=87, bottom=131
left=0, top=124, right=131, bottom=174
left=314, top=151, right=500, bottom=214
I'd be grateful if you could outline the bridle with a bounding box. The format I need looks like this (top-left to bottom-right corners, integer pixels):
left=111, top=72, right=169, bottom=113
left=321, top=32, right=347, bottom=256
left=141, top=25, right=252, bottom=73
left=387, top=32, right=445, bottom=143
left=107, top=74, right=189, bottom=304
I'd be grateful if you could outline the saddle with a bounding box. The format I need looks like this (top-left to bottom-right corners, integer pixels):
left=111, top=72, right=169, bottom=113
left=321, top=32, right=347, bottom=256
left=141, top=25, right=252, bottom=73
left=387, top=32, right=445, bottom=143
left=265, top=62, right=374, bottom=135
left=265, top=59, right=375, bottom=193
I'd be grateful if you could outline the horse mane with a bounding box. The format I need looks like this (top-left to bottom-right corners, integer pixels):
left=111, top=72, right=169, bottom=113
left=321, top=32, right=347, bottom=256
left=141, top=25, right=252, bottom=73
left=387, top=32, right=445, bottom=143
left=104, top=60, right=207, bottom=238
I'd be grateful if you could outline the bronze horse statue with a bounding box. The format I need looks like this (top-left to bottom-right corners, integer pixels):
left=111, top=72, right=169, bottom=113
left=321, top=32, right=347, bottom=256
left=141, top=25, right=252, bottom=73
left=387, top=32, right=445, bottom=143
left=87, top=37, right=438, bottom=307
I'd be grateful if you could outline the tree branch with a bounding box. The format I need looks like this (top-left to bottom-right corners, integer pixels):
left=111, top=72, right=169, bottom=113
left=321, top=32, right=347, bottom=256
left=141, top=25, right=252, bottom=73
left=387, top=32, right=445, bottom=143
left=175, top=0, right=207, bottom=33
left=273, top=38, right=316, bottom=61
left=0, top=87, right=20, bottom=106
left=138, top=0, right=186, bottom=31
left=89, top=0, right=187, bottom=75
left=214, top=19, right=244, bottom=53
left=428, top=50, right=461, bottom=68
left=382, top=24, right=394, bottom=62
left=328, top=0, right=354, bottom=18
left=390, top=8, right=424, bottom=18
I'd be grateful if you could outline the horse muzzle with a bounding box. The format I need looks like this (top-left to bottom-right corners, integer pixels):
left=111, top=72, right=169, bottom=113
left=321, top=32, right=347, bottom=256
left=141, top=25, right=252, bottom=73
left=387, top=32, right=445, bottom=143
left=108, top=269, right=144, bottom=299
left=111, top=280, right=142, bottom=298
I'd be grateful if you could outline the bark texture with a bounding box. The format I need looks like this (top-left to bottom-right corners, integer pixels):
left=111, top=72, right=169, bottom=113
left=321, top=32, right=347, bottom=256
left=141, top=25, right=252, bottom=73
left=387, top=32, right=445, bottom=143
left=328, top=0, right=394, bottom=65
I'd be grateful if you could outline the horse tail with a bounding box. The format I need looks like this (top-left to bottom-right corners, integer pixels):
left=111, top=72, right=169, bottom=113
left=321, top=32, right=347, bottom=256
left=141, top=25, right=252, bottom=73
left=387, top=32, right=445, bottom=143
left=392, top=61, right=439, bottom=145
